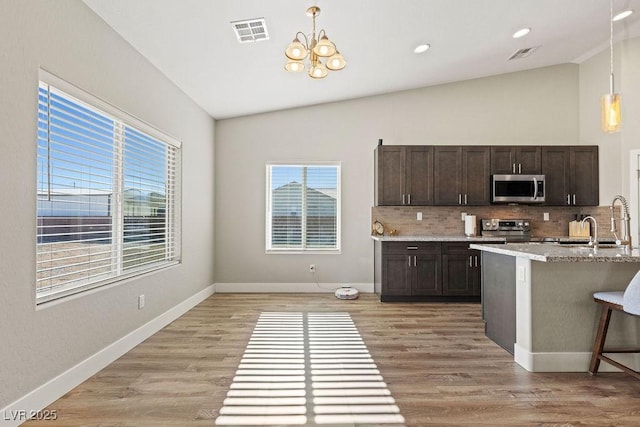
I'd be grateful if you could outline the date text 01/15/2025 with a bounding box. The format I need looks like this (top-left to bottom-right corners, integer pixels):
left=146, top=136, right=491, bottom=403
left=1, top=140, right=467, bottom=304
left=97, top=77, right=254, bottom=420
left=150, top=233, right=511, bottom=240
left=3, top=409, right=58, bottom=422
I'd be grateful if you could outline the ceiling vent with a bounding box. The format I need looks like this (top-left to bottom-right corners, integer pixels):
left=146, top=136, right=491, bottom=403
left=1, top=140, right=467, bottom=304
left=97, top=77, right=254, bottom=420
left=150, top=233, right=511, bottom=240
left=508, top=46, right=540, bottom=60
left=231, top=18, right=269, bottom=43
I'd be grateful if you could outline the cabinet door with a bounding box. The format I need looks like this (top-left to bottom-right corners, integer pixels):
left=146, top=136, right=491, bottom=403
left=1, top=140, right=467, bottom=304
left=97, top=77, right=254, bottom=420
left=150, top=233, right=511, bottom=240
left=516, top=146, right=542, bottom=174
left=541, top=146, right=571, bottom=206
left=381, top=254, right=412, bottom=296
left=470, top=249, right=482, bottom=296
left=375, top=146, right=405, bottom=206
left=413, top=252, right=442, bottom=296
left=571, top=146, right=599, bottom=206
left=490, top=147, right=516, bottom=174
left=433, top=146, right=462, bottom=205
left=406, top=146, right=434, bottom=205
left=442, top=252, right=474, bottom=296
left=462, top=146, right=491, bottom=205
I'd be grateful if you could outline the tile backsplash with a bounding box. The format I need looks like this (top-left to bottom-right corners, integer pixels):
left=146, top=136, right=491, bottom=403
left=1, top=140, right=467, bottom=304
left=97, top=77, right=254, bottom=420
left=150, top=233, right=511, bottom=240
left=371, top=205, right=619, bottom=240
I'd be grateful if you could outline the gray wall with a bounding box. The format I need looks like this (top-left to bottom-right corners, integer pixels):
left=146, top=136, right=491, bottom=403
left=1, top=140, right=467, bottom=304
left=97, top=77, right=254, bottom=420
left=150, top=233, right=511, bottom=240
left=579, top=37, right=640, bottom=200
left=214, top=64, right=581, bottom=287
left=0, top=0, right=215, bottom=408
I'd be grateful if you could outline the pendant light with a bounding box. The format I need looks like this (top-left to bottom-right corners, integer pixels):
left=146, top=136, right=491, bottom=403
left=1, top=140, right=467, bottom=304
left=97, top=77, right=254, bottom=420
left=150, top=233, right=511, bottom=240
left=601, top=0, right=621, bottom=133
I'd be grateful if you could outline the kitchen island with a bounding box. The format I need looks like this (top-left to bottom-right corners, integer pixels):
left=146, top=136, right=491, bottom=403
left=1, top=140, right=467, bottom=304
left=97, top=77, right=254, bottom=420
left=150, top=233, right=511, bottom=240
left=470, top=243, right=640, bottom=372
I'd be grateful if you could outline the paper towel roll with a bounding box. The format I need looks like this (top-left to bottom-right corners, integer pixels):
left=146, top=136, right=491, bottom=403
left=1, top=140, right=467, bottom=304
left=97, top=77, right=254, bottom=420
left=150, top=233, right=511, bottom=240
left=465, top=215, right=477, bottom=236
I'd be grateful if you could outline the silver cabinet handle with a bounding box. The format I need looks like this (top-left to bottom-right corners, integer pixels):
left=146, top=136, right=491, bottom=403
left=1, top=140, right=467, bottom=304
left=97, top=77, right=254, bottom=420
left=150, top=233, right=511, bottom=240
left=402, top=194, right=405, bottom=205
left=573, top=194, right=576, bottom=205
left=458, top=194, right=462, bottom=205
left=464, top=194, right=468, bottom=205
left=512, top=163, right=516, bottom=173
left=469, top=255, right=472, bottom=267
left=518, top=164, right=522, bottom=174
left=407, top=246, right=418, bottom=250
left=475, top=256, right=479, bottom=267
left=408, top=256, right=411, bottom=267
left=414, top=255, right=417, bottom=267
left=567, top=194, right=571, bottom=205
left=408, top=194, right=411, bottom=205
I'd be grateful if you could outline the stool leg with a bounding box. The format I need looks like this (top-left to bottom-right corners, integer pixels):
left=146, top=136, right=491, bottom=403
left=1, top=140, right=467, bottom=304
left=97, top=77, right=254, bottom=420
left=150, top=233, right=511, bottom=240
left=589, top=304, right=613, bottom=375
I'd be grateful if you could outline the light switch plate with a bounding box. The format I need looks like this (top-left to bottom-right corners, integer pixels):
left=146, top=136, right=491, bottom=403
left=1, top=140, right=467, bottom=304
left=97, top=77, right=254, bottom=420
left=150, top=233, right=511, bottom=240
left=417, top=212, right=422, bottom=221
left=543, top=212, right=550, bottom=221
left=461, top=212, right=467, bottom=221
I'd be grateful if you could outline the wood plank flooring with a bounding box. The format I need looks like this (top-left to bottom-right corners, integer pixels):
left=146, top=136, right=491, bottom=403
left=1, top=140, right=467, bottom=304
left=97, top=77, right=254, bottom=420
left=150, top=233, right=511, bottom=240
left=24, top=293, right=640, bottom=426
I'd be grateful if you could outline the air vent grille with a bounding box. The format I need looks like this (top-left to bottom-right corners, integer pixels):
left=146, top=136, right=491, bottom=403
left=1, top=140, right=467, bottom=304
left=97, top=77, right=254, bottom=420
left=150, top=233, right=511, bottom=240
left=508, top=46, right=540, bottom=60
left=231, top=18, right=269, bottom=43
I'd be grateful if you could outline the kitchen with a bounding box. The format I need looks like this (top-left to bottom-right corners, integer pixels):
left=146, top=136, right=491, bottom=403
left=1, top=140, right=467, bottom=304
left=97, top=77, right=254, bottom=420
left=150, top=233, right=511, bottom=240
left=371, top=142, right=640, bottom=373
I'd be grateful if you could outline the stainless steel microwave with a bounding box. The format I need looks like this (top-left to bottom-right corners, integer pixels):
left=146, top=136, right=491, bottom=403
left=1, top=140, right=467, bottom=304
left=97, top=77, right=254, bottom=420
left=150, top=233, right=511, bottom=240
left=491, top=174, right=545, bottom=204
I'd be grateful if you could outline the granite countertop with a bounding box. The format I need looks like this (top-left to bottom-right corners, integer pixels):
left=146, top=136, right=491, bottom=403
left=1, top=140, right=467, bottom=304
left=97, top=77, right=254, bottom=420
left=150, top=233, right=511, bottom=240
left=470, top=242, right=640, bottom=263
left=370, top=235, right=505, bottom=242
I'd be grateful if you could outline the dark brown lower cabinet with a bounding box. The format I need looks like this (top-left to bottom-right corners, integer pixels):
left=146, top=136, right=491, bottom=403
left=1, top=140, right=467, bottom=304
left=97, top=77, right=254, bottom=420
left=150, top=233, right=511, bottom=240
left=442, top=243, right=481, bottom=296
left=375, top=240, right=485, bottom=302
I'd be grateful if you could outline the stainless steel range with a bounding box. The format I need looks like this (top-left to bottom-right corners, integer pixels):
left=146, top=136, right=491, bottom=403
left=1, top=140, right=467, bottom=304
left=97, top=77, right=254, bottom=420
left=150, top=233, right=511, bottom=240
left=481, top=218, right=531, bottom=242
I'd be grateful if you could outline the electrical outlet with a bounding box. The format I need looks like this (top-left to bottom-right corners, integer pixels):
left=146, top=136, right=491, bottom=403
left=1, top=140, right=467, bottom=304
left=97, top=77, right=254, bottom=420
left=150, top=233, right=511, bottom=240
left=138, top=294, right=145, bottom=310
left=309, top=264, right=316, bottom=273
left=461, top=212, right=467, bottom=221
left=543, top=212, right=550, bottom=221
left=417, top=212, right=422, bottom=221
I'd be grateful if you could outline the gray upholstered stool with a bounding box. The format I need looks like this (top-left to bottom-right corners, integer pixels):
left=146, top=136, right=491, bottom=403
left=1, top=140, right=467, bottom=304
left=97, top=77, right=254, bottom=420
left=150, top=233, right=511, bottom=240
left=589, top=270, right=640, bottom=379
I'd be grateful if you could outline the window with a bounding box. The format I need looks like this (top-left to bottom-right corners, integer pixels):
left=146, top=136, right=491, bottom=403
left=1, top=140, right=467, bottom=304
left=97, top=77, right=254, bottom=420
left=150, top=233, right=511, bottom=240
left=36, top=71, right=181, bottom=304
left=266, top=163, right=340, bottom=253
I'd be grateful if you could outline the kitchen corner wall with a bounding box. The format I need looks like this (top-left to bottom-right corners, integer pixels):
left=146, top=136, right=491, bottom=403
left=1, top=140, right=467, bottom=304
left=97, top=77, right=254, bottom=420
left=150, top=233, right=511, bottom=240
left=371, top=205, right=618, bottom=241
left=215, top=63, right=580, bottom=288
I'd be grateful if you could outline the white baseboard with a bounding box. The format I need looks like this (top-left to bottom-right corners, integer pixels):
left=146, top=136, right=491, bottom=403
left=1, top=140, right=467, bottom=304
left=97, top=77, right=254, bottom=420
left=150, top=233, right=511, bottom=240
left=214, top=282, right=374, bottom=293
left=0, top=285, right=215, bottom=427
left=514, top=343, right=640, bottom=372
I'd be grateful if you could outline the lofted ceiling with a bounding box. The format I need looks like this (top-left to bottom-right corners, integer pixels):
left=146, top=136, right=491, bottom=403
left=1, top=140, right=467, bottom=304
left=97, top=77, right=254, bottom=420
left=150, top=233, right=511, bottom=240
left=82, top=0, right=640, bottom=119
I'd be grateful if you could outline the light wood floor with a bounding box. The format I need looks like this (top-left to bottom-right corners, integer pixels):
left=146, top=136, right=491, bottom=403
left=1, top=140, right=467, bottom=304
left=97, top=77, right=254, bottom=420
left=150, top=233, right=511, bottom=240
left=25, top=293, right=640, bottom=426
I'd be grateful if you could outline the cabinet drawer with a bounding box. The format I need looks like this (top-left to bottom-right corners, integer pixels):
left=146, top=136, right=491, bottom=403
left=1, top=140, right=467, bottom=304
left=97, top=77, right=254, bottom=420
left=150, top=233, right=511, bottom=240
left=383, top=242, right=440, bottom=254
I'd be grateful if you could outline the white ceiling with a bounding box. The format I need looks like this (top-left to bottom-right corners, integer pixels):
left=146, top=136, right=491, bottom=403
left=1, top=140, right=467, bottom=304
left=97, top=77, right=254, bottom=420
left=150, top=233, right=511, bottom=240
left=83, top=0, right=640, bottom=120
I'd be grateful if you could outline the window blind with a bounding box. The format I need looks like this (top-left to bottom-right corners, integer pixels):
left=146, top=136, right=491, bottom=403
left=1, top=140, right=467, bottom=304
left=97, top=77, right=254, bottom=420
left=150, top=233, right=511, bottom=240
left=266, top=164, right=340, bottom=252
left=36, top=76, right=180, bottom=303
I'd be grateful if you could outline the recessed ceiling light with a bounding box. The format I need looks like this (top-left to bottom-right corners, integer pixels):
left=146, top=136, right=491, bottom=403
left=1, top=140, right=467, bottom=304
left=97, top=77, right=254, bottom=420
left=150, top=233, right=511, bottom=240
left=414, top=44, right=430, bottom=54
left=613, top=10, right=633, bottom=21
left=512, top=28, right=531, bottom=39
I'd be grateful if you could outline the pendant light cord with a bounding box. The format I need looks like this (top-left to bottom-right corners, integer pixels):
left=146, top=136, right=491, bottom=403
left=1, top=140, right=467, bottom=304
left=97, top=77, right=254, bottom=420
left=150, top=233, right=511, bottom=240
left=609, top=0, right=614, bottom=94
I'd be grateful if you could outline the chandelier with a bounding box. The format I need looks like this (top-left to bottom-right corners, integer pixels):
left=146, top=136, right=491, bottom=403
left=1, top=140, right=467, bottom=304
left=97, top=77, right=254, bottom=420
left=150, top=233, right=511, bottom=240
left=601, top=0, right=621, bottom=133
left=284, top=6, right=346, bottom=79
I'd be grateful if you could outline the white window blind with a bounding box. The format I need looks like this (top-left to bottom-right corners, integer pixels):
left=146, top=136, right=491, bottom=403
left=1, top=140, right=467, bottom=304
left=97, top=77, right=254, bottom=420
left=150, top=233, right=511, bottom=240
left=266, top=163, right=340, bottom=252
left=36, top=73, right=181, bottom=304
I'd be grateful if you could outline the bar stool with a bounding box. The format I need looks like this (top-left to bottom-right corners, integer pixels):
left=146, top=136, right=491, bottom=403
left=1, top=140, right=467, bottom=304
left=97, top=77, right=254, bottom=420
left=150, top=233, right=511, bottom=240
left=589, top=270, right=640, bottom=379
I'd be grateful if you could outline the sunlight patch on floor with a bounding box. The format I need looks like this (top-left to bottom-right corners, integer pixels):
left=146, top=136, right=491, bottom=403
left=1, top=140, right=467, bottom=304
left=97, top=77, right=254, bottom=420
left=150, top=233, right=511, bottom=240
left=215, top=312, right=405, bottom=426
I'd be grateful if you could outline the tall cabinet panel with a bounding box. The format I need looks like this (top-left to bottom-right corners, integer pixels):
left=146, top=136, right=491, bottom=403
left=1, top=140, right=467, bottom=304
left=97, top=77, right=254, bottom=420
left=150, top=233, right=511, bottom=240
left=462, top=146, right=491, bottom=205
left=375, top=146, right=404, bottom=206
left=434, top=146, right=490, bottom=206
left=375, top=145, right=433, bottom=206
left=541, top=146, right=598, bottom=206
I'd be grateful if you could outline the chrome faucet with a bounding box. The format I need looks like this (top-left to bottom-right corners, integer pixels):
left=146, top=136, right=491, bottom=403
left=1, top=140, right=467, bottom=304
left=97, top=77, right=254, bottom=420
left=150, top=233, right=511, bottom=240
left=581, top=216, right=598, bottom=249
left=610, top=195, right=632, bottom=251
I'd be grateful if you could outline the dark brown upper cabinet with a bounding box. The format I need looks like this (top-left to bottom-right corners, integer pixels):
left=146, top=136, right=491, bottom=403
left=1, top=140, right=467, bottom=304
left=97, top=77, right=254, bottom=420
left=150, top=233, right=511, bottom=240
left=375, top=145, right=433, bottom=206
left=541, top=146, right=599, bottom=206
left=490, top=146, right=541, bottom=175
left=433, top=146, right=491, bottom=206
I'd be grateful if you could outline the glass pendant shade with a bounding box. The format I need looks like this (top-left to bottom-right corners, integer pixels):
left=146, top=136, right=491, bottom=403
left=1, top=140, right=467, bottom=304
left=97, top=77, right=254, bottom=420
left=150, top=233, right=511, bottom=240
left=326, top=51, right=346, bottom=70
left=313, top=35, right=336, bottom=57
left=285, top=38, right=307, bottom=60
left=601, top=93, right=621, bottom=133
left=308, top=61, right=328, bottom=79
left=285, top=60, right=305, bottom=73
